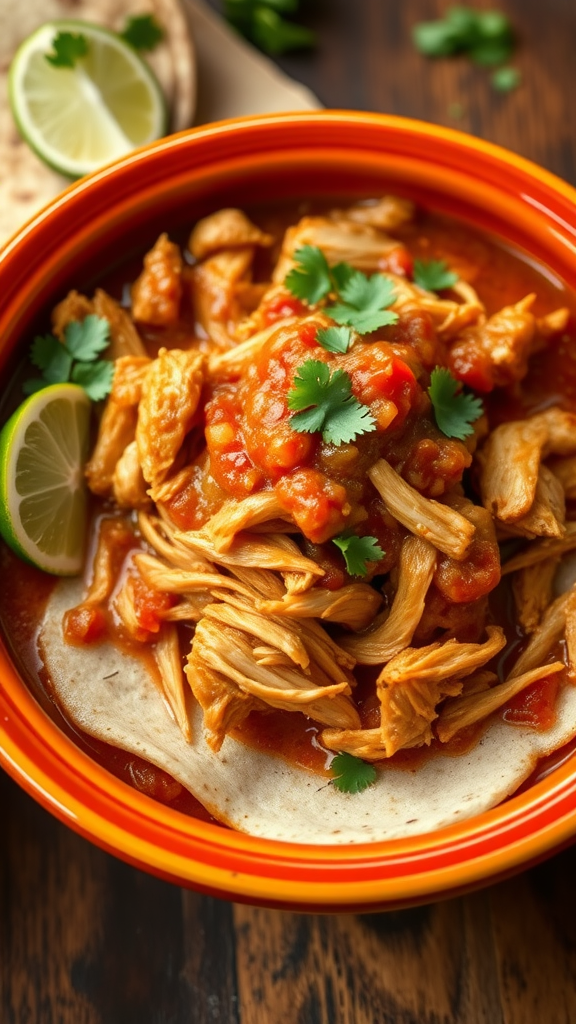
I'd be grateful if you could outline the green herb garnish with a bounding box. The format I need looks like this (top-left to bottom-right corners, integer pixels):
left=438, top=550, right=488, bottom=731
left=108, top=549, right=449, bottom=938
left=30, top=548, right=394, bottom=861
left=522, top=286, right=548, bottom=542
left=428, top=366, right=483, bottom=440
left=413, top=7, right=518, bottom=93
left=413, top=7, right=514, bottom=65
left=287, top=359, right=376, bottom=445
left=120, top=14, right=164, bottom=51
left=285, top=246, right=332, bottom=304
left=223, top=0, right=315, bottom=55
left=331, top=752, right=377, bottom=794
left=315, top=326, right=353, bottom=354
left=328, top=266, right=398, bottom=334
left=491, top=66, right=522, bottom=92
left=332, top=533, right=385, bottom=577
left=413, top=258, right=459, bottom=293
left=45, top=31, right=89, bottom=68
left=24, top=315, right=113, bottom=402
left=285, top=246, right=399, bottom=335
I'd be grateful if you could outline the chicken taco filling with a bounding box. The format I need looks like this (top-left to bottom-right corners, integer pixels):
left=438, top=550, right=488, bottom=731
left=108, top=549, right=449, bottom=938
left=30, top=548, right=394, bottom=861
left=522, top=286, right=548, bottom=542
left=4, top=194, right=576, bottom=841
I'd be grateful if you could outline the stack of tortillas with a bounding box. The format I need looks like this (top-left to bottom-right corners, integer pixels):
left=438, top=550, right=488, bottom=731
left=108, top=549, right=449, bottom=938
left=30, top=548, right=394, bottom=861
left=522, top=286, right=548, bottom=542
left=0, top=0, right=319, bottom=246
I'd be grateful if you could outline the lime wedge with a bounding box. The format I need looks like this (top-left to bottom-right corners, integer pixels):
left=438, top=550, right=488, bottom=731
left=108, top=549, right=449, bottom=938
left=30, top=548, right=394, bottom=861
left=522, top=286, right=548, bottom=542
left=0, top=384, right=91, bottom=575
left=9, top=19, right=168, bottom=179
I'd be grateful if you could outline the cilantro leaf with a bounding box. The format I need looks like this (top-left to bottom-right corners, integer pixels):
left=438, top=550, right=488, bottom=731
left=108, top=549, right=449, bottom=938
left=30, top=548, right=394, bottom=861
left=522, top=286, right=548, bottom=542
left=30, top=335, right=72, bottom=382
left=338, top=266, right=396, bottom=312
left=285, top=252, right=398, bottom=333
left=331, top=752, right=377, bottom=794
left=491, top=66, right=521, bottom=92
left=250, top=6, right=315, bottom=55
left=413, top=259, right=459, bottom=293
left=284, top=246, right=332, bottom=305
left=120, top=14, right=164, bottom=51
left=64, top=315, right=110, bottom=361
left=332, top=533, right=385, bottom=577
left=328, top=304, right=398, bottom=334
left=71, top=360, right=115, bottom=402
left=412, top=19, right=462, bottom=57
left=470, top=38, right=513, bottom=66
left=428, top=366, right=483, bottom=440
left=315, top=326, right=353, bottom=354
left=45, top=31, right=88, bottom=68
left=23, top=314, right=112, bottom=401
left=413, top=7, right=514, bottom=66
left=326, top=268, right=398, bottom=334
left=288, top=359, right=377, bottom=445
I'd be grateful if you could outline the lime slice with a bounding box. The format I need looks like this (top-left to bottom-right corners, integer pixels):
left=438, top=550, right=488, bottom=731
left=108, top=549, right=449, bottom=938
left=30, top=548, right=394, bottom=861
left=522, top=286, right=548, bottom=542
left=0, top=384, right=91, bottom=575
left=9, top=19, right=168, bottom=179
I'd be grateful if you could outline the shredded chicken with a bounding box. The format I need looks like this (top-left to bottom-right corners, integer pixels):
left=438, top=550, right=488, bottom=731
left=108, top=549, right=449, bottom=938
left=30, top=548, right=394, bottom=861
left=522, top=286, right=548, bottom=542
left=436, top=662, right=564, bottom=742
left=112, top=441, right=150, bottom=509
left=51, top=290, right=94, bottom=339
left=341, top=536, right=436, bottom=664
left=85, top=402, right=138, bottom=497
left=448, top=294, right=539, bottom=390
left=153, top=625, right=192, bottom=741
left=331, top=196, right=415, bottom=232
left=190, top=248, right=255, bottom=349
left=136, top=348, right=204, bottom=496
left=208, top=317, right=301, bottom=379
left=93, top=290, right=147, bottom=358
left=203, top=601, right=310, bottom=670
left=272, top=216, right=405, bottom=281
left=501, top=521, right=576, bottom=575
left=204, top=492, right=288, bottom=552
left=548, top=455, right=576, bottom=499
left=189, top=208, right=273, bottom=260
left=512, top=558, right=560, bottom=634
left=175, top=529, right=325, bottom=579
left=508, top=586, right=576, bottom=679
left=379, top=626, right=506, bottom=687
left=185, top=654, right=263, bottom=752
left=368, top=459, right=476, bottom=559
left=479, top=408, right=576, bottom=523
left=498, top=465, right=566, bottom=539
left=188, top=619, right=360, bottom=738
left=256, top=583, right=381, bottom=631
left=131, top=234, right=183, bottom=326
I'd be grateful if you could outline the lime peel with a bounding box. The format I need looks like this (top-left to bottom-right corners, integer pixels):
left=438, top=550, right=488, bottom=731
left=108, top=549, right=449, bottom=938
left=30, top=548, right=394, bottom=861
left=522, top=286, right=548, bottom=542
left=0, top=384, right=91, bottom=575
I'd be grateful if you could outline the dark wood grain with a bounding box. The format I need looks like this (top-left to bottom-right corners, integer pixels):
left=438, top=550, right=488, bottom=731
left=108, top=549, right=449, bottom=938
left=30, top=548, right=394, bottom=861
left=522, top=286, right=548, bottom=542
left=4, top=1, right=576, bottom=1022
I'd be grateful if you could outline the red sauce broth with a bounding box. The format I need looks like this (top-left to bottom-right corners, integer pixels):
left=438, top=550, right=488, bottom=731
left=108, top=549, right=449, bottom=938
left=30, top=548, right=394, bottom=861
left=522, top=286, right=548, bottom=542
left=2, top=199, right=576, bottom=821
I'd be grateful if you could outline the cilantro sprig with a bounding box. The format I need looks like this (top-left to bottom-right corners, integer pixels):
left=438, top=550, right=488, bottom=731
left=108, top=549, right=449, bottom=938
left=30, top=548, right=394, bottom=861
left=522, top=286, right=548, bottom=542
left=287, top=359, right=376, bottom=445
left=331, top=752, right=377, bottom=794
left=45, top=31, right=89, bottom=68
left=413, top=259, right=459, bottom=293
left=315, top=326, right=353, bottom=354
left=285, top=246, right=332, bottom=304
left=428, top=366, right=483, bottom=440
left=120, top=14, right=164, bottom=51
left=332, top=533, right=385, bottom=578
left=24, top=315, right=113, bottom=402
left=413, top=7, right=513, bottom=64
left=223, top=0, right=315, bottom=55
left=285, top=246, right=399, bottom=335
left=413, top=7, right=520, bottom=94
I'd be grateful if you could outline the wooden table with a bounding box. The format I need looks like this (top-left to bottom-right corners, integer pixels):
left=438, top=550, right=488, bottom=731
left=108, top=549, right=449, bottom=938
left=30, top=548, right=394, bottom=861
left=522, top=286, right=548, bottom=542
left=3, top=0, right=576, bottom=1020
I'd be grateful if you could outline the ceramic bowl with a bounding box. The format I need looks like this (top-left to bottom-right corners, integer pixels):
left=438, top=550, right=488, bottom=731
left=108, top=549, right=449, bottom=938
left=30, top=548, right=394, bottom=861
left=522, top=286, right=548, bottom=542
left=2, top=111, right=576, bottom=911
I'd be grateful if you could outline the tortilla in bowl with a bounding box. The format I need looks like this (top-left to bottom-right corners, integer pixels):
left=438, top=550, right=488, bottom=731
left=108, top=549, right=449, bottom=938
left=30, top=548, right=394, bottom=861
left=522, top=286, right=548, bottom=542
left=19, top=191, right=576, bottom=845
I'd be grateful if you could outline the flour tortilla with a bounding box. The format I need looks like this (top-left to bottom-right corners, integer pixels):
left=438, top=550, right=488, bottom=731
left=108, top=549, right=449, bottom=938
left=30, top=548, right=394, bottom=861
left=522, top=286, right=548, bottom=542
left=38, top=579, right=576, bottom=845
left=0, top=0, right=196, bottom=245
